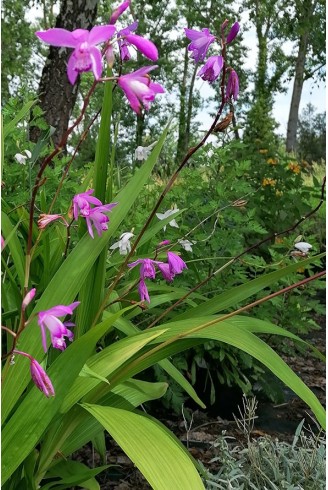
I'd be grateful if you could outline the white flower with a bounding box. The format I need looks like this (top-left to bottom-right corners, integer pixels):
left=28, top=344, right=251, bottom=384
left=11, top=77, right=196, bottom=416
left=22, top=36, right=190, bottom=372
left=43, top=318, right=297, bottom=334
left=110, top=232, right=134, bottom=255
left=294, top=242, right=312, bottom=254
left=156, top=206, right=180, bottom=232
left=178, top=239, right=196, bottom=252
left=134, top=141, right=157, bottom=161
left=14, top=150, right=32, bottom=165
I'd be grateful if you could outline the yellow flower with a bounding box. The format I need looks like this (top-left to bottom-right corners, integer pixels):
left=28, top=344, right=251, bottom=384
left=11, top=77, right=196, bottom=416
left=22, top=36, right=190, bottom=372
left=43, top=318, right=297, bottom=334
left=259, top=149, right=268, bottom=154
left=288, top=162, right=301, bottom=174
left=275, top=189, right=283, bottom=196
left=262, top=177, right=277, bottom=187
left=267, top=158, right=277, bottom=165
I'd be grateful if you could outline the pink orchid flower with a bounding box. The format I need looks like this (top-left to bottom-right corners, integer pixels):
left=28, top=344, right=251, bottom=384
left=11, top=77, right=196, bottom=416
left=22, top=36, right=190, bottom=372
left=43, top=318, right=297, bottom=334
left=198, top=55, right=224, bottom=83
left=138, top=279, right=150, bottom=303
left=38, top=302, right=80, bottom=352
left=73, top=189, right=103, bottom=220
left=184, top=27, right=215, bottom=63
left=118, top=66, right=165, bottom=113
left=226, top=69, right=239, bottom=101
left=14, top=350, right=55, bottom=397
left=85, top=203, right=117, bottom=238
left=167, top=251, right=187, bottom=275
left=38, top=214, right=69, bottom=229
left=35, top=25, right=116, bottom=84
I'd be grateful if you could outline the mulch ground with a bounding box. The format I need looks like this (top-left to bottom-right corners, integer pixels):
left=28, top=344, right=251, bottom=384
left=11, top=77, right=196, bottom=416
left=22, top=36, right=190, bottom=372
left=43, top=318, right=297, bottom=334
left=73, top=323, right=326, bottom=489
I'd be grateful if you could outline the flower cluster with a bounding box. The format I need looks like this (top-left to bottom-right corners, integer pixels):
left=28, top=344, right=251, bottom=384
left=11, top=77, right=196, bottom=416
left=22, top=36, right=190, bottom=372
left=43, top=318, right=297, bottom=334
left=184, top=20, right=240, bottom=100
left=72, top=189, right=117, bottom=239
left=35, top=1, right=164, bottom=113
left=128, top=252, right=187, bottom=303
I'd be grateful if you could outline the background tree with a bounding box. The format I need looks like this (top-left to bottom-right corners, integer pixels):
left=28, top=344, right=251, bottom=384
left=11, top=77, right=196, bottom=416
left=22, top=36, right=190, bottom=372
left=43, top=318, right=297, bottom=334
left=285, top=0, right=326, bottom=152
left=297, top=103, right=326, bottom=163
left=30, top=0, right=100, bottom=146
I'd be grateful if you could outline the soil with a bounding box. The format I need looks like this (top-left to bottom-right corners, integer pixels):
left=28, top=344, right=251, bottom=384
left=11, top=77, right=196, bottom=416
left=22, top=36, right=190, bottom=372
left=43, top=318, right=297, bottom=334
left=73, top=322, right=326, bottom=489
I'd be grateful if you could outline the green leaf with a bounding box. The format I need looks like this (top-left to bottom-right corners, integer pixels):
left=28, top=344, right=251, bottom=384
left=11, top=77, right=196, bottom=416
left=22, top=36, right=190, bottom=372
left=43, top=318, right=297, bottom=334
left=3, top=99, right=36, bottom=139
left=79, top=365, right=110, bottom=385
left=107, top=318, right=326, bottom=429
left=59, top=379, right=168, bottom=457
left=175, top=253, right=326, bottom=320
left=81, top=404, right=205, bottom=490
left=60, top=329, right=166, bottom=413
left=40, top=460, right=108, bottom=490
left=1, top=211, right=25, bottom=289
left=1, top=124, right=170, bottom=420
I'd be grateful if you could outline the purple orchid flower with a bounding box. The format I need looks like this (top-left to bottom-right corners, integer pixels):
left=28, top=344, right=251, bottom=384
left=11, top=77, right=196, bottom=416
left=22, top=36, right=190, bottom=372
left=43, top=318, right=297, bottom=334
left=167, top=252, right=187, bottom=275
left=118, top=21, right=139, bottom=61
left=139, top=279, right=150, bottom=303
left=85, top=203, right=117, bottom=238
left=109, top=0, right=130, bottom=24
left=35, top=25, right=116, bottom=84
left=157, top=262, right=174, bottom=282
left=226, top=22, right=240, bottom=44
left=226, top=69, right=239, bottom=101
left=184, top=27, right=215, bottom=63
left=38, top=301, right=80, bottom=352
left=198, top=55, right=224, bottom=83
left=73, top=189, right=103, bottom=219
left=14, top=350, right=55, bottom=397
left=128, top=258, right=157, bottom=279
left=118, top=66, right=165, bottom=114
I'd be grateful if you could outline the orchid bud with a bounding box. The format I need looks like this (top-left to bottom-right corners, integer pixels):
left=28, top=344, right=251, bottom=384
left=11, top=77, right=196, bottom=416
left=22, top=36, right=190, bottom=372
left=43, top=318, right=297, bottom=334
left=22, top=288, right=36, bottom=311
left=106, top=45, right=115, bottom=68
left=226, top=22, right=240, bottom=44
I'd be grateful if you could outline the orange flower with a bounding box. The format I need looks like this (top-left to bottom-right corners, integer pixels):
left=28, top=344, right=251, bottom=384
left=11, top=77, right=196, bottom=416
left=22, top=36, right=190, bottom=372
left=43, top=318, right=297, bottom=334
left=262, top=177, right=277, bottom=187
left=288, top=162, right=301, bottom=174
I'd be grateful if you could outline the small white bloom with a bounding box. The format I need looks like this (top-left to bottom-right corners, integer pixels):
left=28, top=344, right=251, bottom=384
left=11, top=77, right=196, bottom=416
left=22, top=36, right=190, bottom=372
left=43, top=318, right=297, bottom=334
left=134, top=141, right=157, bottom=161
left=110, top=232, right=134, bottom=255
left=178, top=239, right=196, bottom=252
left=156, top=206, right=180, bottom=232
left=14, top=149, right=31, bottom=165
left=294, top=242, right=312, bottom=254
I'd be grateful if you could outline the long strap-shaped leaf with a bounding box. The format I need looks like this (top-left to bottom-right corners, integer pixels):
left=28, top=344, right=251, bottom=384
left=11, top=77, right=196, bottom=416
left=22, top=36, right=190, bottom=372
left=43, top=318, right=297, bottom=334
left=174, top=253, right=325, bottom=320
left=1, top=124, right=170, bottom=423
left=82, top=404, right=205, bottom=490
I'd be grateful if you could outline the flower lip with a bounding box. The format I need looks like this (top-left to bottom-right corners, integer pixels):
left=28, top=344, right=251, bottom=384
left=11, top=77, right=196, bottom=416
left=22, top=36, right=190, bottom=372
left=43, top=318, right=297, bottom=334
left=198, top=55, right=224, bottom=83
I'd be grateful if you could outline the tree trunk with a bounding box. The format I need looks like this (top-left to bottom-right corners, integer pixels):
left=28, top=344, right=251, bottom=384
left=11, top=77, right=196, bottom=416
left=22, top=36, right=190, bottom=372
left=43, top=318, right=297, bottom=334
left=30, top=0, right=99, bottom=147
left=286, top=34, right=309, bottom=152
left=185, top=64, right=197, bottom=150
left=176, top=47, right=189, bottom=163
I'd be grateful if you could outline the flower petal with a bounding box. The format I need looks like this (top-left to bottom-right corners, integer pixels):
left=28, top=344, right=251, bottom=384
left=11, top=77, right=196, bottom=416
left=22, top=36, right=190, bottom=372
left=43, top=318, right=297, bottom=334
left=67, top=52, right=79, bottom=85
left=89, top=46, right=103, bottom=80
left=88, top=25, right=116, bottom=45
left=125, top=34, right=158, bottom=61
left=36, top=28, right=82, bottom=48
